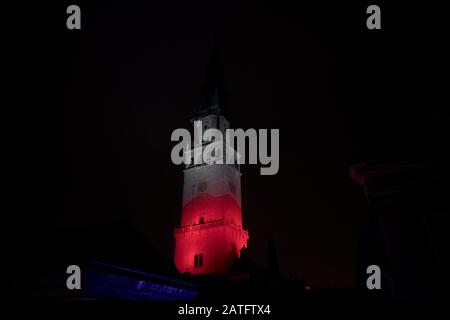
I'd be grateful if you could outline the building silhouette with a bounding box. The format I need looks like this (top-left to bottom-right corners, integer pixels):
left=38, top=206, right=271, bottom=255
left=350, top=161, right=449, bottom=300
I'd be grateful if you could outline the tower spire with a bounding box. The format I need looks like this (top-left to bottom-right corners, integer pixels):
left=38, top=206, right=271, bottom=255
left=194, top=39, right=228, bottom=118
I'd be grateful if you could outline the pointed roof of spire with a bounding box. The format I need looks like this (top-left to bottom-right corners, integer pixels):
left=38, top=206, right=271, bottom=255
left=193, top=38, right=228, bottom=118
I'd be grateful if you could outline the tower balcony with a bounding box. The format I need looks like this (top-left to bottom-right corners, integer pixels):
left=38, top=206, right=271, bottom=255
left=174, top=217, right=249, bottom=237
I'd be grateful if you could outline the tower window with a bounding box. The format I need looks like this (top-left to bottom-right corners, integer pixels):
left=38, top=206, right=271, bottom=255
left=194, top=253, right=203, bottom=268
left=228, top=181, right=236, bottom=194
left=197, top=182, right=207, bottom=192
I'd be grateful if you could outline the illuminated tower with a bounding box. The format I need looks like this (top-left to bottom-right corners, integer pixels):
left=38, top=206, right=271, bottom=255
left=174, top=48, right=249, bottom=275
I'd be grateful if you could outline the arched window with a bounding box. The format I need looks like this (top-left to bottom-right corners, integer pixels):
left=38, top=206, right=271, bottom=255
left=199, top=253, right=203, bottom=267
left=194, top=254, right=198, bottom=268
left=199, top=217, right=205, bottom=224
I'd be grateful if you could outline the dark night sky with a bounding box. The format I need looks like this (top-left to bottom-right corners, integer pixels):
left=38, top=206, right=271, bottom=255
left=10, top=1, right=449, bottom=288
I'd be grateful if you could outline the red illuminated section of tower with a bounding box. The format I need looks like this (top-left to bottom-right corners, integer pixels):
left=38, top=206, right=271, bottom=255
left=174, top=47, right=249, bottom=275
